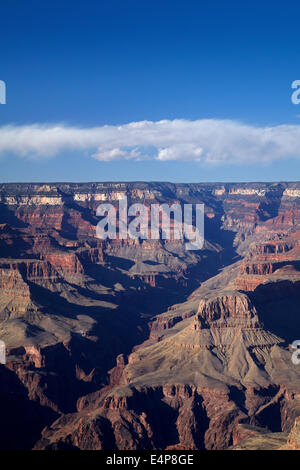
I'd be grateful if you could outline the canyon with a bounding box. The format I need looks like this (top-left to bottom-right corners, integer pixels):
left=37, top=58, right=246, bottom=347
left=0, top=181, right=300, bottom=450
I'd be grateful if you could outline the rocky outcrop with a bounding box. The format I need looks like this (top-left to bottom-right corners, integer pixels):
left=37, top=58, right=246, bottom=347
left=285, top=416, right=300, bottom=449
left=195, top=292, right=260, bottom=329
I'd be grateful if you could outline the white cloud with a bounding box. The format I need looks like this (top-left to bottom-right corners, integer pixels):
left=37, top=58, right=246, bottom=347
left=0, top=119, right=300, bottom=164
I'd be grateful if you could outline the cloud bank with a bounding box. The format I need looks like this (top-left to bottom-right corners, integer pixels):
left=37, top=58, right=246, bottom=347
left=1, top=119, right=300, bottom=164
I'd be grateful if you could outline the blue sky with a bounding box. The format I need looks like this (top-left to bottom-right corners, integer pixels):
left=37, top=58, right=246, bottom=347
left=1, top=0, right=300, bottom=182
